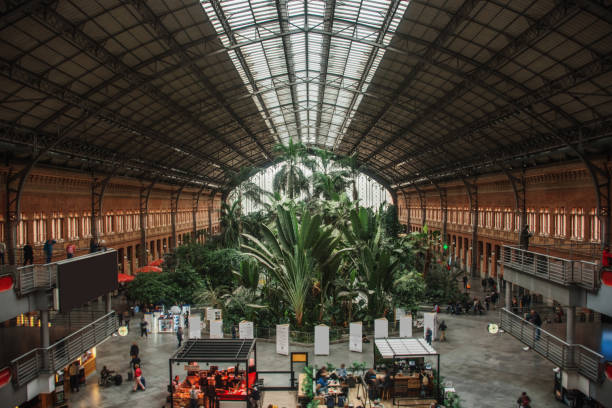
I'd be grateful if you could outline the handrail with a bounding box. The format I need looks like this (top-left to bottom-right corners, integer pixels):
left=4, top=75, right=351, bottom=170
left=499, top=308, right=603, bottom=383
left=10, top=311, right=117, bottom=387
left=501, top=246, right=599, bottom=290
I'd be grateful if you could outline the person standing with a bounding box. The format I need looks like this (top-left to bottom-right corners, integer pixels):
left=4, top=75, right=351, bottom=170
left=23, top=242, right=34, bottom=265
left=43, top=238, right=56, bottom=263
left=189, top=384, right=199, bottom=408
left=124, top=310, right=131, bottom=331
left=519, top=225, right=533, bottom=251
left=177, top=326, right=183, bottom=348
left=69, top=362, right=79, bottom=393
left=0, top=241, right=6, bottom=265
left=130, top=342, right=139, bottom=369
left=528, top=309, right=542, bottom=341
left=66, top=242, right=76, bottom=259
left=439, top=320, right=447, bottom=342
left=462, top=275, right=468, bottom=289
left=140, top=318, right=148, bottom=338
left=425, top=327, right=432, bottom=345
left=517, top=391, right=531, bottom=408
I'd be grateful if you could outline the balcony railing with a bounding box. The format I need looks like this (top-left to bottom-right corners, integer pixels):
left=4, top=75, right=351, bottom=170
left=501, top=246, right=599, bottom=290
left=10, top=311, right=117, bottom=387
left=15, top=264, right=58, bottom=296
left=499, top=308, right=604, bottom=383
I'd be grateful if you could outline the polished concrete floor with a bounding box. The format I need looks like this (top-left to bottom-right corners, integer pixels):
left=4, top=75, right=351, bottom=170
left=67, top=311, right=564, bottom=408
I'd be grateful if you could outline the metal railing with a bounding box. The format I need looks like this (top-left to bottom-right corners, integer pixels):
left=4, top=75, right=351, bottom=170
left=499, top=308, right=603, bottom=383
left=501, top=246, right=599, bottom=290
left=10, top=311, right=117, bottom=387
left=15, top=264, right=58, bottom=296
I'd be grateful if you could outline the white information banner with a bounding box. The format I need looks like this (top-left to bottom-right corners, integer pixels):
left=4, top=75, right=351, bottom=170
left=239, top=321, right=254, bottom=339
left=395, top=308, right=405, bottom=320
left=314, top=324, right=330, bottom=355
left=374, top=318, right=388, bottom=339
left=210, top=320, right=223, bottom=339
left=423, top=312, right=438, bottom=340
left=276, top=324, right=289, bottom=355
left=399, top=316, right=412, bottom=338
left=349, top=322, right=362, bottom=352
left=188, top=316, right=201, bottom=339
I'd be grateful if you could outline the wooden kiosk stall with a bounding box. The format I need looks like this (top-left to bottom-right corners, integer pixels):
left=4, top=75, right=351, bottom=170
left=374, top=338, right=440, bottom=404
left=169, top=339, right=257, bottom=408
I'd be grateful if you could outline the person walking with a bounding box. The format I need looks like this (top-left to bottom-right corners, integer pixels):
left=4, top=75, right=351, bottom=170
left=23, top=242, right=34, bottom=265
left=130, top=342, right=139, bottom=369
left=69, top=362, right=80, bottom=393
left=177, top=326, right=183, bottom=348
left=43, top=238, right=56, bottom=263
left=0, top=241, right=6, bottom=265
left=66, top=242, right=76, bottom=259
left=124, top=310, right=131, bottom=331
left=132, top=364, right=145, bottom=391
left=438, top=320, right=447, bottom=342
left=140, top=318, right=148, bottom=338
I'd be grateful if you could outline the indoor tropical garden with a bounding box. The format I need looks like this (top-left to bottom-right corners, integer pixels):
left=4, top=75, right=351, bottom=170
left=125, top=140, right=464, bottom=333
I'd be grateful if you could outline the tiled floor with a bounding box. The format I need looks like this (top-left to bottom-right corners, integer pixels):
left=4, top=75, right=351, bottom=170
left=67, top=310, right=564, bottom=408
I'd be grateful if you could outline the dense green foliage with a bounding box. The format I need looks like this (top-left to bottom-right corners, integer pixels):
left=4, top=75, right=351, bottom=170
left=127, top=140, right=461, bottom=329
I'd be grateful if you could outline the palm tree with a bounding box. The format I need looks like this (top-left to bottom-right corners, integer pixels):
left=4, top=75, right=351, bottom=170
left=339, top=152, right=361, bottom=207
left=272, top=138, right=313, bottom=199
left=220, top=201, right=241, bottom=248
left=242, top=206, right=348, bottom=326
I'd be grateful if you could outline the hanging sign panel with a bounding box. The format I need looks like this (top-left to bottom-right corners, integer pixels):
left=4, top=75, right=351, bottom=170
left=349, top=322, right=362, bottom=352
left=276, top=324, right=289, bottom=355
left=239, top=321, right=254, bottom=339
left=399, top=316, right=412, bottom=338
left=188, top=316, right=201, bottom=339
left=314, top=324, right=330, bottom=355
left=210, top=320, right=223, bottom=339
left=374, top=318, right=388, bottom=339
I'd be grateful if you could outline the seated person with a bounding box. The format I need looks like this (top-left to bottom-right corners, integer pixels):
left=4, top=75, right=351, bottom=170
left=231, top=374, right=243, bottom=391
left=100, top=365, right=111, bottom=380
left=215, top=372, right=224, bottom=388
left=316, top=372, right=329, bottom=395
left=172, top=375, right=180, bottom=392
left=364, top=368, right=377, bottom=385
left=336, top=364, right=347, bottom=381
left=199, top=372, right=207, bottom=390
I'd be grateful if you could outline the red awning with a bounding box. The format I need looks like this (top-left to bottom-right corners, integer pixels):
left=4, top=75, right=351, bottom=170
left=148, top=258, right=164, bottom=267
left=135, top=265, right=162, bottom=274
left=118, top=273, right=135, bottom=283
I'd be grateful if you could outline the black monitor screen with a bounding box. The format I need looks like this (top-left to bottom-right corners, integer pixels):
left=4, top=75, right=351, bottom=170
left=57, top=250, right=118, bottom=312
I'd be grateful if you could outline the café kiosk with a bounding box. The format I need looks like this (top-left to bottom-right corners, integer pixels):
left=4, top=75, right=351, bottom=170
left=373, top=338, right=441, bottom=403
left=169, top=338, right=257, bottom=408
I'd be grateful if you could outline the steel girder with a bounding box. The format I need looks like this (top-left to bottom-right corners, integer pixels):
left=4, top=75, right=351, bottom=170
left=23, top=3, right=250, bottom=170
left=139, top=180, right=156, bottom=267
left=127, top=0, right=272, bottom=158
left=0, top=120, right=224, bottom=187
left=462, top=177, right=479, bottom=277
left=0, top=61, right=241, bottom=178
left=373, top=0, right=591, bottom=169
left=331, top=0, right=404, bottom=151
left=170, top=184, right=186, bottom=250
left=348, top=0, right=482, bottom=156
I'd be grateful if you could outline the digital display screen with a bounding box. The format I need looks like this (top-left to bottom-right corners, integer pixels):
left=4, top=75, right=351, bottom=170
left=57, top=250, right=118, bottom=312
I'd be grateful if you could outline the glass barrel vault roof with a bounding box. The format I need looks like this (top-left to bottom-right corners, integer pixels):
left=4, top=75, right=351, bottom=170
left=201, top=0, right=409, bottom=148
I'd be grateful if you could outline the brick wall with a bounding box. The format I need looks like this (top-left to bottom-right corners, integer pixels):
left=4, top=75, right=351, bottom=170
left=395, top=161, right=608, bottom=278
left=0, top=166, right=222, bottom=274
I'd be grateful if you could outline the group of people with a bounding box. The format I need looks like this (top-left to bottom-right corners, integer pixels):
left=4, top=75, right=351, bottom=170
left=129, top=342, right=146, bottom=391
left=15, top=236, right=105, bottom=266
left=172, top=366, right=250, bottom=408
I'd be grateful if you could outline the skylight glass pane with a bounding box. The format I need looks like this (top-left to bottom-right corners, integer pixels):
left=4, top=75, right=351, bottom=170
left=201, top=0, right=409, bottom=147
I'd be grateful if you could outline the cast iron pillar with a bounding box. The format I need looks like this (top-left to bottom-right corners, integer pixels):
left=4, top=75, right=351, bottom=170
left=463, top=178, right=479, bottom=277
